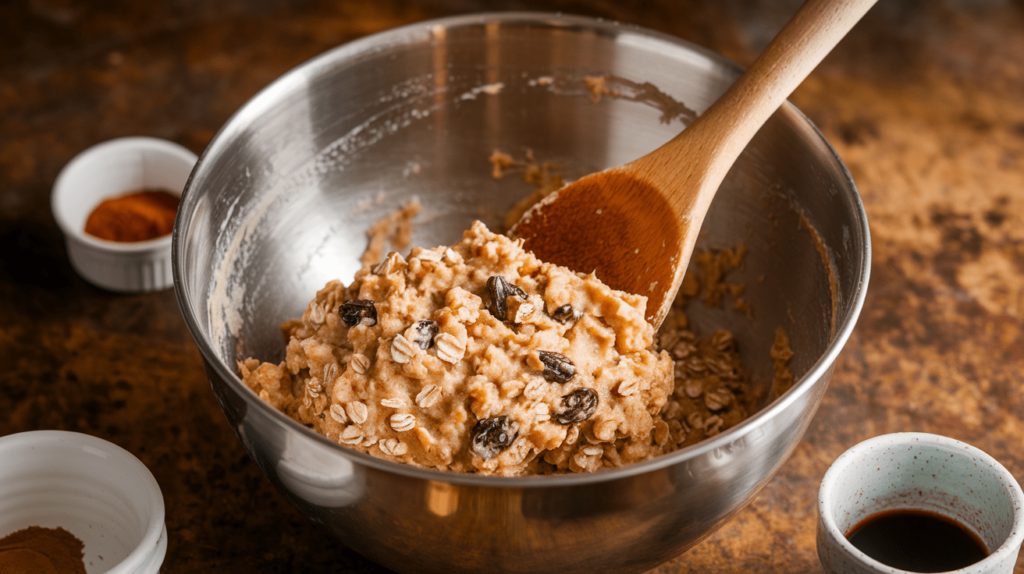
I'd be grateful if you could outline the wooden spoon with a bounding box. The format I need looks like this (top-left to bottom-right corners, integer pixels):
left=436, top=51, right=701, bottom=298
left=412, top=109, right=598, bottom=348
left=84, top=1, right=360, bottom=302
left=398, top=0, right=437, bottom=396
left=511, top=0, right=878, bottom=328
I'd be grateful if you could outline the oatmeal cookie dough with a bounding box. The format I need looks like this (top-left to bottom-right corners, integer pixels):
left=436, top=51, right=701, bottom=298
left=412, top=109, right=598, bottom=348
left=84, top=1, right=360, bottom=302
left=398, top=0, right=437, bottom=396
left=240, top=221, right=675, bottom=476
left=656, top=279, right=757, bottom=450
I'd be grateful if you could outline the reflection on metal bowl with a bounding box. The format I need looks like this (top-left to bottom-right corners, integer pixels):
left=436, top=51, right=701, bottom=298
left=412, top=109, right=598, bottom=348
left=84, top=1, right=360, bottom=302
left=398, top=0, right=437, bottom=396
left=173, top=12, right=869, bottom=573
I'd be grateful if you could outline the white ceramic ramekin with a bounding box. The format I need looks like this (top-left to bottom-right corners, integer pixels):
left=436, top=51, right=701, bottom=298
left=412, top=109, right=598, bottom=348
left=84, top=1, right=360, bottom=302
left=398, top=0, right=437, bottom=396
left=0, top=430, right=167, bottom=574
left=51, top=137, right=197, bottom=293
left=818, top=432, right=1024, bottom=574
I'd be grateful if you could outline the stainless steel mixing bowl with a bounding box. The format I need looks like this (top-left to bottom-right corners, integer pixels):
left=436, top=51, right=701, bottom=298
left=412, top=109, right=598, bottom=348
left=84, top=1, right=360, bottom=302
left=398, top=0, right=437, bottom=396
left=173, top=12, right=869, bottom=573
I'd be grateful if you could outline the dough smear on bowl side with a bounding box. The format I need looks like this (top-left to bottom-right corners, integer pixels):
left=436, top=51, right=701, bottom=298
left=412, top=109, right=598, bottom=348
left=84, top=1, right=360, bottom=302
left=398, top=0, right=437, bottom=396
left=239, top=216, right=764, bottom=476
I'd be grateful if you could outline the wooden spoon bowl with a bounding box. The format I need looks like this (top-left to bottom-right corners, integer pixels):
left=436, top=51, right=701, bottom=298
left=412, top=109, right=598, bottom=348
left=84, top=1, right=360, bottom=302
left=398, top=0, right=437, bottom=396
left=512, top=0, right=878, bottom=328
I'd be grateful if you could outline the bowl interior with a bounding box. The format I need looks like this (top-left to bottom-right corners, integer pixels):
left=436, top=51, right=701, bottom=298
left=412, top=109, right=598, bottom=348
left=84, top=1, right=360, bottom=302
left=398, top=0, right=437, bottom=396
left=179, top=15, right=865, bottom=406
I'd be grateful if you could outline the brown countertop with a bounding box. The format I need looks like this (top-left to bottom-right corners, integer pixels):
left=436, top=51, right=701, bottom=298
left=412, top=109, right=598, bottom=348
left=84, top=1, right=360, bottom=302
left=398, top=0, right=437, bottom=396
left=2, top=0, right=1023, bottom=572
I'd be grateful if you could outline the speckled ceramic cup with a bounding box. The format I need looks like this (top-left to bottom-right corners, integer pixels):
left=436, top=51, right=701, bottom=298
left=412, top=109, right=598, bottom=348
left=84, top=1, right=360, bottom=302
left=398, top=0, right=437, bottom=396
left=818, top=433, right=1024, bottom=574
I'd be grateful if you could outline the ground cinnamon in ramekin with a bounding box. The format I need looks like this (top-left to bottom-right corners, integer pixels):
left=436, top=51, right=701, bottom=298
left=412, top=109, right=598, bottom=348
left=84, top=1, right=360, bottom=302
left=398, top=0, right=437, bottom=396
left=0, top=526, right=87, bottom=574
left=84, top=188, right=179, bottom=242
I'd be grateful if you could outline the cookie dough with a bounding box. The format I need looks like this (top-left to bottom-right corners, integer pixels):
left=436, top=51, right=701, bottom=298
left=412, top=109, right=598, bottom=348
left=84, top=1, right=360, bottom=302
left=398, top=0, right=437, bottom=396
left=240, top=222, right=679, bottom=475
left=240, top=198, right=764, bottom=476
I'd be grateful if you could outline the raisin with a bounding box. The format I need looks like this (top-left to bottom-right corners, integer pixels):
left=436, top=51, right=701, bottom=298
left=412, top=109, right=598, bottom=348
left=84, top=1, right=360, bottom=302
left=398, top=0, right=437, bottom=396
left=412, top=320, right=439, bottom=350
left=538, top=351, right=575, bottom=383
left=470, top=416, right=519, bottom=460
left=554, top=388, right=598, bottom=425
left=550, top=304, right=579, bottom=324
left=340, top=299, right=378, bottom=327
left=486, top=276, right=527, bottom=321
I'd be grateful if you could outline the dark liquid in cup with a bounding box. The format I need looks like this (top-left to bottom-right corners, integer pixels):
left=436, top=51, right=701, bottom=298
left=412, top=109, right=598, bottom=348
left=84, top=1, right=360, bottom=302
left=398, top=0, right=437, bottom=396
left=846, top=509, right=988, bottom=573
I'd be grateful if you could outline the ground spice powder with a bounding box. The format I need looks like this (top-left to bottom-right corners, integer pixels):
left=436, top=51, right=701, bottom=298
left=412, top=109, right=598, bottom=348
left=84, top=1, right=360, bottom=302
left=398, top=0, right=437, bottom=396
left=84, top=188, right=179, bottom=242
left=0, top=526, right=87, bottom=574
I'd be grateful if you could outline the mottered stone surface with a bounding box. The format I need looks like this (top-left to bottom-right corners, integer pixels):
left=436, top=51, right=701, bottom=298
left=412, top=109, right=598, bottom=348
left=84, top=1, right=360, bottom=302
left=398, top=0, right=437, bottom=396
left=2, top=1, right=1023, bottom=572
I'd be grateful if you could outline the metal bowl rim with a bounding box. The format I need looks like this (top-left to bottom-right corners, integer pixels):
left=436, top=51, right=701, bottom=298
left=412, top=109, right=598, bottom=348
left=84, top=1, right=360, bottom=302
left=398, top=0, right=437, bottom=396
left=173, top=11, right=871, bottom=488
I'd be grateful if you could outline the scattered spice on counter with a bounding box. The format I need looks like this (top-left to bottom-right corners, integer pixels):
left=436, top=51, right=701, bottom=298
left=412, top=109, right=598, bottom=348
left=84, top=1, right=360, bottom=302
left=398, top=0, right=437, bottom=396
left=84, top=188, right=179, bottom=242
left=0, top=526, right=87, bottom=574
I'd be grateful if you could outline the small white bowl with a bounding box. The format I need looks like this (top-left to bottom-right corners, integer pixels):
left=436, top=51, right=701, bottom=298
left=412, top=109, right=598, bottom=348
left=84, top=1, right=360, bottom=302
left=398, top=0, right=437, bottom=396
left=51, top=137, right=197, bottom=293
left=0, top=431, right=167, bottom=574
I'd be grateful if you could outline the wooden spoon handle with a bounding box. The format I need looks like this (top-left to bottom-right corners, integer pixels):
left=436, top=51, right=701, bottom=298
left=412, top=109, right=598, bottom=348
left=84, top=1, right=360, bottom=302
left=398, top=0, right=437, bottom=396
left=634, top=0, right=878, bottom=206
